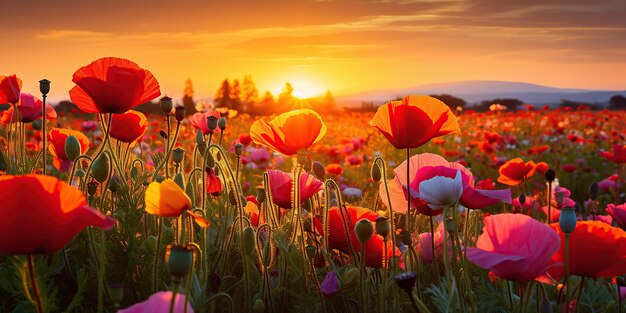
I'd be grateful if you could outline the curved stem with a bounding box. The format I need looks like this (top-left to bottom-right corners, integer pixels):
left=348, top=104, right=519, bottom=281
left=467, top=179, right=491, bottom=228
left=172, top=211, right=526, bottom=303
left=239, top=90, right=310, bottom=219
left=374, top=157, right=396, bottom=273
left=27, top=255, right=44, bottom=313
left=82, top=114, right=112, bottom=190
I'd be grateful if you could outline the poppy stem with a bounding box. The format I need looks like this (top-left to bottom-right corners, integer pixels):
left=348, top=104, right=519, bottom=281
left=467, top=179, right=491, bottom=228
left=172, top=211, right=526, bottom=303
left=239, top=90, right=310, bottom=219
left=359, top=245, right=366, bottom=313
left=153, top=217, right=163, bottom=293
left=575, top=277, right=585, bottom=313
left=406, top=148, right=411, bottom=230
left=27, top=254, right=44, bottom=313
left=169, top=283, right=178, bottom=313
left=165, top=114, right=171, bottom=179
left=41, top=94, right=47, bottom=175
left=618, top=283, right=623, bottom=313
left=564, top=234, right=571, bottom=312
left=429, top=216, right=438, bottom=275
left=547, top=181, right=553, bottom=224
left=374, top=157, right=397, bottom=274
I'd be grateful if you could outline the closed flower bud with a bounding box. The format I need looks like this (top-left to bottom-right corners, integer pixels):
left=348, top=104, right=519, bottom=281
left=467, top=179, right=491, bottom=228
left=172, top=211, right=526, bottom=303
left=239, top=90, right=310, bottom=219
left=399, top=229, right=412, bottom=246
left=342, top=268, right=359, bottom=289
left=160, top=96, right=173, bottom=114
left=64, top=135, right=81, bottom=161
left=130, top=166, right=138, bottom=179
left=39, top=79, right=51, bottom=95
left=108, top=283, right=124, bottom=307
left=172, top=147, right=185, bottom=164
left=559, top=207, right=577, bottom=235
left=445, top=218, right=457, bottom=235
left=206, top=153, right=216, bottom=168
left=143, top=235, right=158, bottom=252
left=371, top=163, right=382, bottom=182
left=207, top=116, right=218, bottom=132
left=185, top=183, right=197, bottom=207
left=167, top=244, right=193, bottom=282
left=262, top=241, right=272, bottom=267
left=195, top=129, right=205, bottom=145
left=154, top=175, right=164, bottom=183
left=234, top=143, right=243, bottom=156
left=355, top=219, right=374, bottom=244
left=393, top=272, right=417, bottom=292
left=218, top=117, right=227, bottom=131
left=519, top=193, right=526, bottom=205
left=375, top=217, right=390, bottom=239
left=252, top=299, right=265, bottom=313
left=174, top=173, right=185, bottom=189
left=91, top=154, right=110, bottom=183
left=108, top=174, right=122, bottom=193
left=545, top=169, right=556, bottom=182
left=306, top=245, right=317, bottom=259
left=588, top=182, right=600, bottom=200
left=174, top=106, right=186, bottom=122
left=159, top=130, right=168, bottom=140
left=242, top=226, right=256, bottom=256
left=240, top=194, right=248, bottom=207
left=312, top=161, right=326, bottom=179
left=256, top=188, right=266, bottom=204
left=31, top=119, right=42, bottom=130
left=229, top=190, right=237, bottom=206
left=87, top=181, right=99, bottom=196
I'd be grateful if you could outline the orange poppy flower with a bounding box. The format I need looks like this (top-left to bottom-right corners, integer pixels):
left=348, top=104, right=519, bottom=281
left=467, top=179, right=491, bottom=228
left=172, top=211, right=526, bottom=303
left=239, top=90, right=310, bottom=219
left=69, top=57, right=161, bottom=114
left=109, top=110, right=148, bottom=145
left=0, top=74, right=22, bottom=104
left=145, top=180, right=209, bottom=227
left=497, top=158, right=537, bottom=186
left=250, top=109, right=326, bottom=156
left=0, top=175, right=114, bottom=255
left=48, top=128, right=91, bottom=171
left=547, top=221, right=626, bottom=279
left=369, top=95, right=460, bottom=149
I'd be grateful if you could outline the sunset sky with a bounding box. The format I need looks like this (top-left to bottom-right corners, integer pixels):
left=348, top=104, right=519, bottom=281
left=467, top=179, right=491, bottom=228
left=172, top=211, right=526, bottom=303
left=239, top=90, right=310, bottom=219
left=2, top=0, right=626, bottom=102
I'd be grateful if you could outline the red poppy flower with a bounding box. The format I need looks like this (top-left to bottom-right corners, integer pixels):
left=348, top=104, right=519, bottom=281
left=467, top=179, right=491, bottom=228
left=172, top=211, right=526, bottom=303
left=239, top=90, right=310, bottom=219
left=369, top=95, right=460, bottom=149
left=251, top=109, right=326, bottom=156
left=497, top=158, right=537, bottom=186
left=345, top=155, right=363, bottom=166
left=0, top=74, right=22, bottom=104
left=546, top=221, right=626, bottom=279
left=48, top=128, right=90, bottom=171
left=0, top=175, right=114, bottom=255
left=267, top=169, right=322, bottom=209
left=534, top=162, right=549, bottom=174
left=190, top=111, right=221, bottom=135
left=1, top=94, right=56, bottom=125
left=326, top=163, right=343, bottom=176
left=238, top=133, right=252, bottom=145
left=206, top=167, right=223, bottom=196
left=69, top=57, right=161, bottom=114
left=109, top=110, right=148, bottom=145
left=483, top=132, right=501, bottom=144
left=601, top=144, right=626, bottom=164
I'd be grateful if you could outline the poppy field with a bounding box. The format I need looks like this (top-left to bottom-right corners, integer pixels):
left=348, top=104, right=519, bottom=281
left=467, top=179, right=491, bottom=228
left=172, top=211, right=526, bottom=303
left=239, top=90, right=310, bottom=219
left=3, top=57, right=626, bottom=313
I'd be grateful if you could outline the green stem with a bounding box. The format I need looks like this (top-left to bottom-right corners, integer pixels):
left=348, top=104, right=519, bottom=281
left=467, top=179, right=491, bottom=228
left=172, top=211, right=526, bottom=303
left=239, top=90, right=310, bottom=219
left=153, top=217, right=163, bottom=293
left=169, top=283, right=178, bottom=313
left=27, top=255, right=44, bottom=313
left=575, top=277, right=585, bottom=313
left=406, top=148, right=411, bottom=230
left=564, top=234, right=571, bottom=311
left=360, top=245, right=366, bottom=313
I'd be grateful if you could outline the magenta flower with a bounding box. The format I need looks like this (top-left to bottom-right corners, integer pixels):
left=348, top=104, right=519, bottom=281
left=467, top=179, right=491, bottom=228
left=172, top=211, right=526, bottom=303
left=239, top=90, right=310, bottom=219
left=190, top=111, right=221, bottom=135
left=118, top=291, right=194, bottom=313
left=466, top=213, right=561, bottom=282
left=266, top=169, right=322, bottom=209
left=320, top=271, right=340, bottom=298
left=607, top=203, right=626, bottom=229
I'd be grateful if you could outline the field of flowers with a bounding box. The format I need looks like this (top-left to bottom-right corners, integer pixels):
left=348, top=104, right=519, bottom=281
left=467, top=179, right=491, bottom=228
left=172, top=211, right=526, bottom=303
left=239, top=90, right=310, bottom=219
left=2, top=57, right=626, bottom=313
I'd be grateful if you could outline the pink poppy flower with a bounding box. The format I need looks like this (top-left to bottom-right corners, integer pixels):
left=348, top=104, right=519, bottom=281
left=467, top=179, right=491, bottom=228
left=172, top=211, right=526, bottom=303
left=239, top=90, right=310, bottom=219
left=466, top=213, right=561, bottom=282
left=320, top=271, right=340, bottom=298
left=118, top=291, right=194, bottom=313
left=190, top=111, right=221, bottom=135
left=607, top=203, right=626, bottom=229
left=267, top=169, right=322, bottom=209
left=416, top=221, right=456, bottom=264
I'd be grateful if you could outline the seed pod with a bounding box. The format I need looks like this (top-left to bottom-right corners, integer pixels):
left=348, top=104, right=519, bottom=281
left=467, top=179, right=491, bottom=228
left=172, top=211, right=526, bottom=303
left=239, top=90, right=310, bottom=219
left=355, top=219, right=374, bottom=244
left=167, top=244, right=193, bottom=282
left=234, top=143, right=243, bottom=156
left=64, top=135, right=81, bottom=161
left=371, top=163, right=382, bottom=182
left=172, top=147, right=185, bottom=165
left=312, top=161, right=326, bottom=179
left=39, top=79, right=51, bottom=96
left=160, top=96, right=173, bottom=114
left=218, top=117, right=227, bottom=131
left=559, top=207, right=577, bottom=234
left=545, top=169, right=556, bottom=182
left=207, top=116, right=218, bottom=132
left=242, top=226, right=256, bottom=256
left=91, top=153, right=109, bottom=183
left=174, top=106, right=186, bottom=122
left=375, top=217, right=390, bottom=239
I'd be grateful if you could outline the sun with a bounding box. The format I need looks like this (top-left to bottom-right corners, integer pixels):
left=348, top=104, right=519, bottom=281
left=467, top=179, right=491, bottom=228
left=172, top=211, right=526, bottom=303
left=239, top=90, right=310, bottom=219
left=269, top=78, right=325, bottom=100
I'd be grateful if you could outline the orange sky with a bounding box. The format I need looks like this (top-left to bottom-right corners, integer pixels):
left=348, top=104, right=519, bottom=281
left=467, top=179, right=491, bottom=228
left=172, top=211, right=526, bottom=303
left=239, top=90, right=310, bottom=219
left=2, top=0, right=626, bottom=102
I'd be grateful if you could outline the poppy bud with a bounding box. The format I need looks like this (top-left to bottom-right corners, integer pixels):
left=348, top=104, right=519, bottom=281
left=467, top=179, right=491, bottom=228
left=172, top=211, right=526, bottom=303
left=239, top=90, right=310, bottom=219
left=393, top=272, right=417, bottom=293
left=588, top=182, right=600, bottom=200
left=355, top=219, right=374, bottom=244
left=559, top=207, right=577, bottom=235
left=174, top=173, right=185, bottom=190
left=159, top=130, right=168, bottom=139
left=108, top=283, right=124, bottom=307
left=195, top=129, right=205, bottom=145
left=229, top=190, right=237, bottom=206
left=160, top=96, right=173, bottom=115
left=174, top=106, right=186, bottom=122
left=143, top=235, right=158, bottom=252
left=399, top=229, right=412, bottom=246
left=242, top=226, right=256, bottom=256
left=371, top=163, right=382, bottom=182
left=375, top=217, right=390, bottom=239
left=75, top=167, right=85, bottom=178
left=252, top=299, right=265, bottom=313
left=39, top=79, right=51, bottom=96
left=64, top=135, right=81, bottom=161
left=172, top=147, right=185, bottom=165
left=167, top=244, right=193, bottom=282
left=31, top=119, right=42, bottom=130
left=130, top=165, right=138, bottom=179
left=240, top=195, right=248, bottom=207
left=206, top=153, right=216, bottom=169
left=342, top=268, right=359, bottom=289
left=91, top=154, right=109, bottom=183
left=445, top=218, right=457, bottom=235
left=108, top=174, right=122, bottom=193
left=218, top=117, right=227, bottom=131
left=234, top=143, right=243, bottom=156
left=305, top=245, right=317, bottom=259
left=519, top=193, right=526, bottom=205
left=617, top=277, right=625, bottom=286
left=154, top=175, right=164, bottom=183
left=312, top=161, right=326, bottom=180
left=207, top=116, right=218, bottom=132
left=303, top=158, right=312, bottom=172
left=87, top=181, right=99, bottom=196
left=545, top=169, right=556, bottom=182
left=262, top=241, right=272, bottom=267
left=256, top=188, right=266, bottom=204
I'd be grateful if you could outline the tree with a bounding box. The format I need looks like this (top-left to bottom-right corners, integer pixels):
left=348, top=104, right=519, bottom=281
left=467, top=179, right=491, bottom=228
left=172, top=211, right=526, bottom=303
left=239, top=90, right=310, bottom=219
left=214, top=79, right=232, bottom=109
left=430, top=94, right=466, bottom=109
left=248, top=91, right=275, bottom=115
left=277, top=82, right=295, bottom=112
left=476, top=98, right=523, bottom=111
left=610, top=95, right=626, bottom=109
left=182, top=78, right=197, bottom=115
left=241, top=75, right=259, bottom=113
left=322, top=90, right=336, bottom=112
left=229, top=79, right=242, bottom=112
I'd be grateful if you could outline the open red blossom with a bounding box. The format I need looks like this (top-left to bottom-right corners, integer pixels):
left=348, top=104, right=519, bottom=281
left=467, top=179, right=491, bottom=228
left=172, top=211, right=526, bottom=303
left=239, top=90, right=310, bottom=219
left=0, top=74, right=22, bottom=104
left=109, top=110, right=148, bottom=145
left=69, top=57, right=161, bottom=114
left=1, top=93, right=56, bottom=125
left=601, top=144, right=626, bottom=164
left=48, top=128, right=91, bottom=171
left=267, top=169, right=322, bottom=209
left=497, top=158, right=537, bottom=186
left=369, top=95, right=460, bottom=149
left=0, top=175, right=114, bottom=255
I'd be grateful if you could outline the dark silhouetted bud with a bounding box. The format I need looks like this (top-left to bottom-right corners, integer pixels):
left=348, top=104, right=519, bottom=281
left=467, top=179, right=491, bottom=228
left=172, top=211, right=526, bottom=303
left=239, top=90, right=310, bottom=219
left=519, top=193, right=526, bottom=205
left=218, top=117, right=226, bottom=131
left=130, top=166, right=138, bottom=179
left=207, top=116, right=218, bottom=132
left=167, top=244, right=193, bottom=282
left=108, top=283, right=123, bottom=307
left=242, top=226, right=256, bottom=256
left=174, top=173, right=184, bottom=189
left=588, top=182, right=600, bottom=200
left=256, top=187, right=266, bottom=204
left=31, top=119, right=42, bottom=130
left=312, top=161, right=326, bottom=179
left=65, top=135, right=81, bottom=161
left=545, top=169, right=556, bottom=182
left=206, top=153, right=215, bottom=168
left=172, top=147, right=185, bottom=164
left=234, top=143, right=243, bottom=156
left=262, top=241, right=272, bottom=267
left=91, top=154, right=109, bottom=183
left=87, top=181, right=99, bottom=196
left=195, top=129, right=204, bottom=145
left=160, top=96, right=173, bottom=114
left=39, top=79, right=51, bottom=96
left=559, top=207, right=577, bottom=235
left=159, top=130, right=168, bottom=140
left=393, top=272, right=417, bottom=292
left=108, top=174, right=122, bottom=193
left=445, top=218, right=457, bottom=235
left=371, top=163, right=382, bottom=182
left=306, top=245, right=317, bottom=259
left=174, top=106, right=186, bottom=122
left=399, top=229, right=412, bottom=246
left=375, top=217, right=390, bottom=239
left=355, top=219, right=374, bottom=244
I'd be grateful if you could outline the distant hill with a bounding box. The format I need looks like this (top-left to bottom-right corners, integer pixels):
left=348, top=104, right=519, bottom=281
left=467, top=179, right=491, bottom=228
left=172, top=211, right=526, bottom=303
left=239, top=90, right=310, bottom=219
left=338, top=80, right=626, bottom=107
